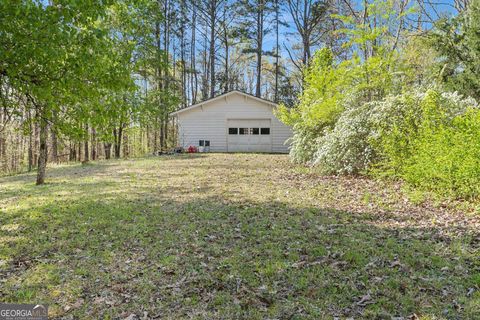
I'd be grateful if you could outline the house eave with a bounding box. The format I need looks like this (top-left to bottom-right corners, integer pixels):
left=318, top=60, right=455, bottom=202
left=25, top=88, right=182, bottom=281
left=170, top=90, right=278, bottom=116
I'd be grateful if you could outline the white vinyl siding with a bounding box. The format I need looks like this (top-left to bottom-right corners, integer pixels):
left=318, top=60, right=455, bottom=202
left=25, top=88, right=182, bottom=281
left=175, top=92, right=292, bottom=153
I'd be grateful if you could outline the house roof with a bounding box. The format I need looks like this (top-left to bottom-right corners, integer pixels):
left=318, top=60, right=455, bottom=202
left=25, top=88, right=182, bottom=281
left=170, top=90, right=278, bottom=116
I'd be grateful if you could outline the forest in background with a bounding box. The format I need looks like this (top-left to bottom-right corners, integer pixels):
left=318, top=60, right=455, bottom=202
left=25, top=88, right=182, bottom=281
left=0, top=0, right=472, bottom=187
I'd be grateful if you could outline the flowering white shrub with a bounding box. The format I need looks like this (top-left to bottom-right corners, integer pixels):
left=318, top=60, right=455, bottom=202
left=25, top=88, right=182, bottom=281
left=312, top=90, right=477, bottom=174
left=289, top=125, right=323, bottom=164
left=313, top=102, right=379, bottom=174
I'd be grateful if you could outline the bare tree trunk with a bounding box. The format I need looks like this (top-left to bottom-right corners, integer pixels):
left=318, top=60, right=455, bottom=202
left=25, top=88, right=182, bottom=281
left=153, top=120, right=158, bottom=153
left=84, top=124, right=89, bottom=162
left=224, top=42, right=229, bottom=93
left=164, top=118, right=168, bottom=149
left=255, top=2, right=264, bottom=98
left=91, top=128, right=97, bottom=160
left=113, top=127, right=123, bottom=159
left=160, top=119, right=165, bottom=151
left=14, top=130, right=21, bottom=172
left=222, top=4, right=230, bottom=93
left=104, top=142, right=112, bottom=159
left=274, top=0, right=279, bottom=102
left=28, top=111, right=33, bottom=171
left=33, top=121, right=39, bottom=167
left=69, top=141, right=76, bottom=161
left=0, top=106, right=4, bottom=171
left=191, top=5, right=198, bottom=104
left=201, top=32, right=209, bottom=99
left=36, top=110, right=48, bottom=185
left=154, top=9, right=163, bottom=153
left=209, top=0, right=216, bottom=98
left=286, top=0, right=328, bottom=84
left=180, top=0, right=187, bottom=106
left=0, top=132, right=6, bottom=172
left=51, top=110, right=58, bottom=163
left=51, top=129, right=58, bottom=163
left=146, top=126, right=150, bottom=152
left=123, top=132, right=129, bottom=158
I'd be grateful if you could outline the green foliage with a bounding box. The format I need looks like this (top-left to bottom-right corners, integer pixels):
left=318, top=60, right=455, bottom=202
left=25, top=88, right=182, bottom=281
left=399, top=99, right=480, bottom=199
left=430, top=0, right=480, bottom=101
left=370, top=92, right=427, bottom=177
left=276, top=47, right=352, bottom=163
left=277, top=48, right=346, bottom=130
left=278, top=0, right=402, bottom=164
left=375, top=90, right=480, bottom=199
left=0, top=0, right=135, bottom=133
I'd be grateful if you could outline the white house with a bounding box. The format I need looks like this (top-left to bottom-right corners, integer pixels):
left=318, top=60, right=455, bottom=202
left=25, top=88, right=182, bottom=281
left=171, top=90, right=293, bottom=153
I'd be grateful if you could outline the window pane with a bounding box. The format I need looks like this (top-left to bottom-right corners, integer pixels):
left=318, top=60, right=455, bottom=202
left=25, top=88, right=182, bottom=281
left=228, top=128, right=238, bottom=135
left=205, top=140, right=210, bottom=147
left=239, top=128, right=249, bottom=135
left=252, top=128, right=259, bottom=135
left=199, top=140, right=204, bottom=146
left=260, top=128, right=270, bottom=135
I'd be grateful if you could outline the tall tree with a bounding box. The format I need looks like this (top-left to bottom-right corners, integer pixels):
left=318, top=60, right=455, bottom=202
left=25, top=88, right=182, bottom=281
left=430, top=0, right=480, bottom=102
left=190, top=2, right=199, bottom=103
left=285, top=0, right=330, bottom=72
left=194, top=0, right=227, bottom=98
left=218, top=1, right=241, bottom=93
left=239, top=0, right=274, bottom=97
left=274, top=0, right=281, bottom=102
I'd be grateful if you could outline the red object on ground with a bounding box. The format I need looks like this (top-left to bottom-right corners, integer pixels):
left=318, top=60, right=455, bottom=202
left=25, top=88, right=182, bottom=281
left=187, top=146, right=198, bottom=153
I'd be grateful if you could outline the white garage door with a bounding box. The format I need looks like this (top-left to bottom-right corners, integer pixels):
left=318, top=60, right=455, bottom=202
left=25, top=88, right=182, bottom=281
left=227, top=119, right=272, bottom=152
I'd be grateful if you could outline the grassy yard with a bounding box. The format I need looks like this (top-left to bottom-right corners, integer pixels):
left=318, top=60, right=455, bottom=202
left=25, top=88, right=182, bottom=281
left=0, top=154, right=479, bottom=319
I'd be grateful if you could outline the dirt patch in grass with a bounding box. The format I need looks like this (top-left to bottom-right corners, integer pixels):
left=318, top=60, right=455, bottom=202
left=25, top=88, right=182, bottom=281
left=0, top=154, right=479, bottom=319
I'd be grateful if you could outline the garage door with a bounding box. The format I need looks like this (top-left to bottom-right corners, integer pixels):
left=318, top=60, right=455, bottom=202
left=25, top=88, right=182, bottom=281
left=227, top=119, right=272, bottom=152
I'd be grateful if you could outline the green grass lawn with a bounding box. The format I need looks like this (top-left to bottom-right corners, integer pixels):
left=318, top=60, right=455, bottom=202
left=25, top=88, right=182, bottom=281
left=0, top=154, right=479, bottom=319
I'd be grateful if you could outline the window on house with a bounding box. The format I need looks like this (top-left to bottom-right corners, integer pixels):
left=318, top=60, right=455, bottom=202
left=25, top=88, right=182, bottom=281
left=229, top=128, right=238, bottom=135
left=251, top=128, right=259, bottom=135
left=260, top=128, right=270, bottom=135
left=204, top=140, right=210, bottom=147
left=199, top=140, right=204, bottom=146
left=239, top=128, right=249, bottom=135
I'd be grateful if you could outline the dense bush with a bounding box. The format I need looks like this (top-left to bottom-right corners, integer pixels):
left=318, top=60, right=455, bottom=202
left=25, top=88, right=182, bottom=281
left=378, top=91, right=480, bottom=199
left=276, top=48, right=357, bottom=163
left=287, top=126, right=323, bottom=164
left=313, top=104, right=374, bottom=174
left=374, top=91, right=476, bottom=173
left=312, top=90, right=477, bottom=175
left=311, top=90, right=480, bottom=200
left=403, top=110, right=480, bottom=198
left=314, top=92, right=423, bottom=174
